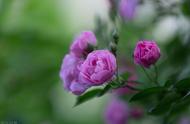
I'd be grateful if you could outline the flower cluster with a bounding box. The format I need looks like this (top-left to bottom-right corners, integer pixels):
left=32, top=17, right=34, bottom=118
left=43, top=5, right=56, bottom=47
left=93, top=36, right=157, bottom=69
left=60, top=31, right=117, bottom=95
left=60, top=30, right=161, bottom=95
left=57, top=0, right=190, bottom=123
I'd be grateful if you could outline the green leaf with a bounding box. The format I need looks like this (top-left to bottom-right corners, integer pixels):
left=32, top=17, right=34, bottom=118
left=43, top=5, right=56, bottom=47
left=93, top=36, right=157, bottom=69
left=110, top=81, right=121, bottom=88
left=164, top=80, right=174, bottom=88
left=148, top=92, right=180, bottom=115
left=175, top=77, right=190, bottom=92
left=74, top=84, right=113, bottom=107
left=130, top=87, right=165, bottom=102
left=171, top=93, right=190, bottom=114
left=120, top=72, right=130, bottom=81
left=97, top=84, right=111, bottom=97
left=181, top=0, right=190, bottom=17
left=74, top=89, right=102, bottom=107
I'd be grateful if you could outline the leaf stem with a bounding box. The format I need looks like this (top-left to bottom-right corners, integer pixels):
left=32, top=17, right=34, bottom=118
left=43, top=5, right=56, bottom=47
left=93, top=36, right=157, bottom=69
left=126, top=80, right=143, bottom=84
left=141, top=66, right=154, bottom=83
left=122, top=83, right=141, bottom=91
left=153, top=64, right=160, bottom=86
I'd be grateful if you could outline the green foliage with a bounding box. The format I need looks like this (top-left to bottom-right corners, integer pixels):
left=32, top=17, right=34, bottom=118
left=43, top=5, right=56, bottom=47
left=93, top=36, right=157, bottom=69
left=149, top=92, right=181, bottom=115
left=182, top=0, right=190, bottom=17
left=97, top=84, right=112, bottom=97
left=175, top=77, right=190, bottom=92
left=120, top=72, right=130, bottom=81
left=74, top=89, right=103, bottom=107
left=129, top=76, right=190, bottom=121
left=0, top=0, right=70, bottom=123
left=164, top=79, right=174, bottom=88
left=130, top=87, right=165, bottom=102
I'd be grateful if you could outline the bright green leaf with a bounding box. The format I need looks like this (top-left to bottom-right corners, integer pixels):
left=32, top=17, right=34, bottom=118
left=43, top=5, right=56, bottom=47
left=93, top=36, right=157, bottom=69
left=74, top=89, right=102, bottom=107
left=120, top=72, right=130, bottom=81
left=97, top=84, right=111, bottom=97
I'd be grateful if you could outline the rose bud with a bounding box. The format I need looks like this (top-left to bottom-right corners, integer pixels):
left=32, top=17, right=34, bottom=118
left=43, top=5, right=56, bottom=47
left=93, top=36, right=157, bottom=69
left=104, top=99, right=129, bottom=124
left=119, top=0, right=139, bottom=21
left=70, top=31, right=97, bottom=57
left=133, top=41, right=161, bottom=68
left=59, top=54, right=88, bottom=95
left=79, top=50, right=117, bottom=86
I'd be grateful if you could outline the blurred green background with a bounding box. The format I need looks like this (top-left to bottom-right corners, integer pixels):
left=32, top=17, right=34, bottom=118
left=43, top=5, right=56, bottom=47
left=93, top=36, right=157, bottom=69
left=0, top=0, right=190, bottom=124
left=0, top=0, right=109, bottom=124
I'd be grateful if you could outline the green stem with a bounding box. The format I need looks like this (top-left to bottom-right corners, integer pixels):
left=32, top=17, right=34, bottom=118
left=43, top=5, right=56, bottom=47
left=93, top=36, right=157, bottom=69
left=121, top=83, right=141, bottom=91
left=116, top=60, right=119, bottom=81
left=153, top=64, right=160, bottom=86
left=126, top=80, right=143, bottom=84
left=141, top=66, right=154, bottom=83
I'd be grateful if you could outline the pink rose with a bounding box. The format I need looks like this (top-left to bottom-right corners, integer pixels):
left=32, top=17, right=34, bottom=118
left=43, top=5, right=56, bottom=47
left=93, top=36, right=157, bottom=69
left=79, top=50, right=117, bottom=86
left=104, top=99, right=129, bottom=124
left=134, top=41, right=161, bottom=68
left=119, top=0, right=139, bottom=21
left=70, top=31, right=97, bottom=57
left=59, top=54, right=88, bottom=95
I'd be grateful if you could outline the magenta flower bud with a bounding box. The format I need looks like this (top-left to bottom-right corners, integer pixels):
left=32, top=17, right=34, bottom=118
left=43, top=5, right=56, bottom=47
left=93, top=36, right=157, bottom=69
left=119, top=0, right=139, bottom=21
left=59, top=54, right=88, bottom=95
left=79, top=50, right=117, bottom=86
left=134, top=41, right=161, bottom=68
left=70, top=31, right=97, bottom=57
left=130, top=106, right=144, bottom=119
left=104, top=99, right=129, bottom=124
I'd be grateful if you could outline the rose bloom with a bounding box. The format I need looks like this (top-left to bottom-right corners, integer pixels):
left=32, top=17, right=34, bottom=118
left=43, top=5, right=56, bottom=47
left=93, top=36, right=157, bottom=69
left=70, top=31, right=97, bottom=57
left=119, top=0, right=139, bottom=21
left=79, top=50, right=117, bottom=86
left=104, top=99, right=129, bottom=124
left=134, top=41, right=161, bottom=68
left=59, top=54, right=88, bottom=95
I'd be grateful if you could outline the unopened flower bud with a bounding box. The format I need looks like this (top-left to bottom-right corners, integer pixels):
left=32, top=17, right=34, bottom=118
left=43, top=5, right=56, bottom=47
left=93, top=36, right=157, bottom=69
left=133, top=40, right=161, bottom=68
